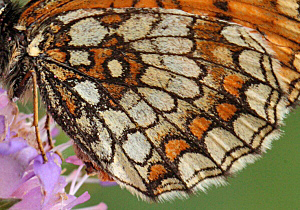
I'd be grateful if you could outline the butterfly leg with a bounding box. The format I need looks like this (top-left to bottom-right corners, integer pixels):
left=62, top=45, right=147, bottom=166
left=45, top=113, right=54, bottom=149
left=30, top=70, right=48, bottom=163
left=45, top=113, right=64, bottom=160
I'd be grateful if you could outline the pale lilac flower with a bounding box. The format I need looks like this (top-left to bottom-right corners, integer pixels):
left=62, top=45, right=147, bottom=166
left=0, top=88, right=107, bottom=210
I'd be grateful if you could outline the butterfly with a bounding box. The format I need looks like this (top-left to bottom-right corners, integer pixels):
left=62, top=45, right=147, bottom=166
left=0, top=0, right=299, bottom=202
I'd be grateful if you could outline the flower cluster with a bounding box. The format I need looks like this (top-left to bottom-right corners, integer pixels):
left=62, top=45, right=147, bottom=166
left=0, top=88, right=109, bottom=210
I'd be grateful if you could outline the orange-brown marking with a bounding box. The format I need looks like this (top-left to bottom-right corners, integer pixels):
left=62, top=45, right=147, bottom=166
left=102, top=38, right=118, bottom=47
left=165, top=139, right=190, bottom=162
left=207, top=65, right=226, bottom=85
left=223, top=74, right=244, bottom=97
left=57, top=86, right=77, bottom=115
left=125, top=53, right=137, bottom=60
left=134, top=0, right=159, bottom=8
left=148, top=164, right=167, bottom=181
left=193, top=18, right=223, bottom=41
left=195, top=40, right=242, bottom=67
left=154, top=186, right=164, bottom=195
left=189, top=117, right=212, bottom=140
left=19, top=0, right=299, bottom=45
left=45, top=63, right=82, bottom=81
left=46, top=49, right=67, bottom=63
left=193, top=18, right=223, bottom=33
left=263, top=30, right=299, bottom=69
left=101, top=14, right=122, bottom=24
left=124, top=56, right=143, bottom=86
left=109, top=100, right=117, bottom=107
left=98, top=170, right=115, bottom=182
left=102, top=83, right=125, bottom=99
left=88, top=48, right=113, bottom=79
left=160, top=0, right=181, bottom=9
left=216, top=103, right=237, bottom=121
left=55, top=33, right=70, bottom=47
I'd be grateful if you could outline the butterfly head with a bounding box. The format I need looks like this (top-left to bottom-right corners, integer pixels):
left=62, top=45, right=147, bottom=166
left=0, top=0, right=29, bottom=99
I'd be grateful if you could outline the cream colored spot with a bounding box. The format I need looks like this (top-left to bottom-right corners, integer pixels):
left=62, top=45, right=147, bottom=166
left=119, top=90, right=140, bottom=109
left=178, top=153, right=217, bottom=186
left=165, top=99, right=200, bottom=131
left=69, top=18, right=108, bottom=46
left=107, top=60, right=123, bottom=77
left=57, top=9, right=105, bottom=24
left=123, top=132, right=151, bottom=163
left=73, top=80, right=100, bottom=105
left=262, top=55, right=277, bottom=88
left=243, top=29, right=265, bottom=52
left=131, top=40, right=156, bottom=52
left=138, top=87, right=175, bottom=111
left=27, top=33, right=43, bottom=56
left=129, top=101, right=157, bottom=127
left=145, top=118, right=177, bottom=146
left=245, top=83, right=272, bottom=119
left=221, top=26, right=249, bottom=47
left=222, top=25, right=264, bottom=52
left=141, top=54, right=163, bottom=67
left=239, top=50, right=265, bottom=81
left=108, top=145, right=147, bottom=191
left=194, top=86, right=223, bottom=112
left=141, top=67, right=200, bottom=98
left=148, top=14, right=192, bottom=37
left=153, top=37, right=193, bottom=54
left=233, top=114, right=267, bottom=145
left=99, top=109, right=135, bottom=138
left=75, top=112, right=92, bottom=133
left=204, top=128, right=243, bottom=164
left=119, top=90, right=157, bottom=127
left=162, top=55, right=202, bottom=77
left=117, top=13, right=157, bottom=41
left=211, top=46, right=233, bottom=66
left=69, top=50, right=91, bottom=66
left=294, top=53, right=300, bottom=72
left=91, top=119, right=112, bottom=160
left=153, top=178, right=186, bottom=195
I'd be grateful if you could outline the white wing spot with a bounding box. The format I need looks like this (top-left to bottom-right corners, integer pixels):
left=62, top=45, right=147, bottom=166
left=69, top=50, right=91, bottom=66
left=123, top=132, right=151, bottom=163
left=74, top=80, right=100, bottom=105
left=107, top=59, right=123, bottom=77
left=69, top=18, right=108, bottom=46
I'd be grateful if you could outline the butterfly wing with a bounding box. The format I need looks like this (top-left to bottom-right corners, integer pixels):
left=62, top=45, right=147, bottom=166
left=16, top=0, right=300, bottom=201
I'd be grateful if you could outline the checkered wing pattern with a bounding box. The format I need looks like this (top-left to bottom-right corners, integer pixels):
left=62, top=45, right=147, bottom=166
left=2, top=0, right=300, bottom=201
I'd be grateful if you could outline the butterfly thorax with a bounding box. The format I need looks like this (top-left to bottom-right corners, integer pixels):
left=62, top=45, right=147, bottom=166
left=0, top=1, right=33, bottom=99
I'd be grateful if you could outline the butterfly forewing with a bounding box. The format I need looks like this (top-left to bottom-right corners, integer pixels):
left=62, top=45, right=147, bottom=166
left=1, top=0, right=299, bottom=202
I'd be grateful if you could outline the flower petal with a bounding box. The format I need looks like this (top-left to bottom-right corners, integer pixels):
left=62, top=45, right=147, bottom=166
left=66, top=155, right=84, bottom=166
left=10, top=186, right=43, bottom=210
left=34, top=152, right=62, bottom=205
left=63, top=191, right=91, bottom=210
left=0, top=140, right=38, bottom=197
left=99, top=181, right=118, bottom=187
left=0, top=115, right=7, bottom=142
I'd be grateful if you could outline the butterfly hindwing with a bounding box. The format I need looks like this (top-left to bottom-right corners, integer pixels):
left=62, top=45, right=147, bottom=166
left=1, top=0, right=299, bottom=201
